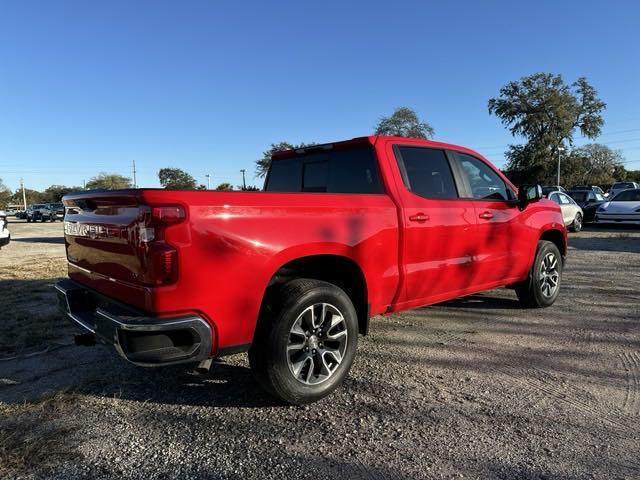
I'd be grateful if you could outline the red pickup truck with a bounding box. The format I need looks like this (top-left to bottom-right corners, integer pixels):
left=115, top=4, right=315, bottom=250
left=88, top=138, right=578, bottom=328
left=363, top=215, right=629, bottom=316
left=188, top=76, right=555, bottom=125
left=57, top=136, right=567, bottom=404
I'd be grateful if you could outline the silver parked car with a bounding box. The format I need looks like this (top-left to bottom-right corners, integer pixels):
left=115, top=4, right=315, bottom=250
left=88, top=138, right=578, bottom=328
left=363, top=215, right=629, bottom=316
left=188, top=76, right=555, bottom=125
left=547, top=191, right=584, bottom=232
left=608, top=181, right=639, bottom=199
left=0, top=210, right=10, bottom=248
left=596, top=188, right=640, bottom=225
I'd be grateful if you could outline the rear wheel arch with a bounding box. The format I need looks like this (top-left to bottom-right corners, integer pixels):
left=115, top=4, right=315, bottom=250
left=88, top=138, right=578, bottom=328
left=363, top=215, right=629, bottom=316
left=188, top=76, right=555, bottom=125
left=257, top=254, right=370, bottom=337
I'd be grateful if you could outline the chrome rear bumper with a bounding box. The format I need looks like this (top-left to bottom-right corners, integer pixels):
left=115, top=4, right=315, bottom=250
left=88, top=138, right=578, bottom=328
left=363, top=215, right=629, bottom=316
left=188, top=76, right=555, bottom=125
left=55, top=278, right=212, bottom=367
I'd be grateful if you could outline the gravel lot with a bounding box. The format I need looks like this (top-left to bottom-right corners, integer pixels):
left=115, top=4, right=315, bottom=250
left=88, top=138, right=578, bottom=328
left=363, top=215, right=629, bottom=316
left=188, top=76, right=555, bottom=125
left=1, top=219, right=639, bottom=479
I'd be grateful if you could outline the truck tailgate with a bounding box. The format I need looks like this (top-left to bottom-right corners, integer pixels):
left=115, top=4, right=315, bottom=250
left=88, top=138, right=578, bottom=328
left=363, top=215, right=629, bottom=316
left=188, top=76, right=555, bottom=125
left=63, top=191, right=148, bottom=286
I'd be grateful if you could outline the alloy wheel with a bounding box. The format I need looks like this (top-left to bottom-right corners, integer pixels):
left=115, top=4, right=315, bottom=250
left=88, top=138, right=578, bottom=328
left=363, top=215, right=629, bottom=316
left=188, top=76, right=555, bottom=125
left=539, top=252, right=559, bottom=297
left=287, top=303, right=348, bottom=385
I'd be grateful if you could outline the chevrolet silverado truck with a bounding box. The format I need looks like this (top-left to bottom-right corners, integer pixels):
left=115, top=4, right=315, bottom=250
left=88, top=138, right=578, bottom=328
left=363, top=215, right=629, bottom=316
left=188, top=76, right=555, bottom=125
left=56, top=136, right=567, bottom=404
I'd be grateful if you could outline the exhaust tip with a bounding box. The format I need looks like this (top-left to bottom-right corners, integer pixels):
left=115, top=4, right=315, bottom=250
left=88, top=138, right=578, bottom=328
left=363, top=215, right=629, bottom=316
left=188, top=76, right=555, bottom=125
left=194, top=358, right=213, bottom=375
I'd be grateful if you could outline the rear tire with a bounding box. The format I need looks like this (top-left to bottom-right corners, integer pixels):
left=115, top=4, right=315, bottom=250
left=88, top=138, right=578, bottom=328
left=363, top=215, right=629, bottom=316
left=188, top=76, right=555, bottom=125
left=515, top=240, right=562, bottom=308
left=249, top=278, right=358, bottom=404
left=570, top=213, right=582, bottom=232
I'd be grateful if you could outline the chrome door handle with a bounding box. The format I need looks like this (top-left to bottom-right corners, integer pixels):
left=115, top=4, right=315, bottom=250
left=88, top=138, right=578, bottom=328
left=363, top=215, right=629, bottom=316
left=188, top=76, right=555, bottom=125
left=479, top=211, right=494, bottom=220
left=409, top=213, right=429, bottom=223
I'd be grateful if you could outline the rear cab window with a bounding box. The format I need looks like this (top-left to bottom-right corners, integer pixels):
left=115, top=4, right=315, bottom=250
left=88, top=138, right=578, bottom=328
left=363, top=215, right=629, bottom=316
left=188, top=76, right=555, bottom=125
left=265, top=146, right=383, bottom=194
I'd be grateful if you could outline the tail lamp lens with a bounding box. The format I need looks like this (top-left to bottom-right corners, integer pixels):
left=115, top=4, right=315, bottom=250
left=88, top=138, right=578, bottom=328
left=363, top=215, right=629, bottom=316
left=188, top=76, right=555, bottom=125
left=152, top=206, right=186, bottom=224
left=149, top=243, right=178, bottom=285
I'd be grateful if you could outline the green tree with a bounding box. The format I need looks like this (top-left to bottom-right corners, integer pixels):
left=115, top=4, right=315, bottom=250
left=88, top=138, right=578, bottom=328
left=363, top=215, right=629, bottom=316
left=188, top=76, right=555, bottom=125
left=158, top=168, right=198, bottom=190
left=215, top=182, right=233, bottom=191
left=239, top=184, right=260, bottom=191
left=41, top=184, right=83, bottom=203
left=374, top=107, right=435, bottom=139
left=11, top=188, right=43, bottom=206
left=255, top=141, right=315, bottom=178
left=563, top=144, right=623, bottom=187
left=0, top=178, right=11, bottom=208
left=489, top=73, right=606, bottom=184
left=85, top=173, right=132, bottom=190
left=625, top=169, right=640, bottom=183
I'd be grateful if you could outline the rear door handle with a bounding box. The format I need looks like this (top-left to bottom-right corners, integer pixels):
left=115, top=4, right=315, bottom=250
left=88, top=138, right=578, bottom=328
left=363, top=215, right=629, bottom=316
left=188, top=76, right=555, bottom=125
left=478, top=211, right=494, bottom=220
left=409, top=213, right=430, bottom=223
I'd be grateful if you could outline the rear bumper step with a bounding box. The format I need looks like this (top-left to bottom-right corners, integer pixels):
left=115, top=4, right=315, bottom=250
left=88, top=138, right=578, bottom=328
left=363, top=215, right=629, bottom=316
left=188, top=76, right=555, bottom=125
left=55, top=278, right=212, bottom=366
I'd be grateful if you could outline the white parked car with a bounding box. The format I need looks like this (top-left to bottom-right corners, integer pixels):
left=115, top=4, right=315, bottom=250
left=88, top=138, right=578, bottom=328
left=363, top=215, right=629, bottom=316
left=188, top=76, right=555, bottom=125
left=547, top=191, right=584, bottom=231
left=0, top=210, right=10, bottom=248
left=596, top=188, right=640, bottom=225
left=608, top=181, right=639, bottom=198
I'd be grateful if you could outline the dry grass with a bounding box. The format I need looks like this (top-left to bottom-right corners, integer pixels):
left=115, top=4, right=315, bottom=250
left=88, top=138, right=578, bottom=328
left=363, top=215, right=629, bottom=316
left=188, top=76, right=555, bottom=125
left=0, top=391, right=84, bottom=478
left=0, top=257, right=70, bottom=356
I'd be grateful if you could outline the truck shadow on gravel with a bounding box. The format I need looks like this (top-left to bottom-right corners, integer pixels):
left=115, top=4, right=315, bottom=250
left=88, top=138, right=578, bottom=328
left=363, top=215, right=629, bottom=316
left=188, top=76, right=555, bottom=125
left=1, top=345, right=284, bottom=409
left=79, top=358, right=284, bottom=409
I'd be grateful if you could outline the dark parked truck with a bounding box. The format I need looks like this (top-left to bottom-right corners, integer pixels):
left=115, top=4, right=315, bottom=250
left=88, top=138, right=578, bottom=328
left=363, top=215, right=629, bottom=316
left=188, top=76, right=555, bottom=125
left=57, top=136, right=567, bottom=404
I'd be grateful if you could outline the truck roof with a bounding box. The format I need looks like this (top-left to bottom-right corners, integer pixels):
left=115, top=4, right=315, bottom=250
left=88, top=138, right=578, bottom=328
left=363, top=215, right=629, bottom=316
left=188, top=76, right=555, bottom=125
left=271, top=135, right=488, bottom=162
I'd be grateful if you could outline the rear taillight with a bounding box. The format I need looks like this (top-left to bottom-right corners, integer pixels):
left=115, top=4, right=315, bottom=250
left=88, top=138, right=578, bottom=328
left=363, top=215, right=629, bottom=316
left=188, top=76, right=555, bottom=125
left=138, top=204, right=186, bottom=285
left=147, top=243, right=178, bottom=285
left=152, top=206, right=185, bottom=225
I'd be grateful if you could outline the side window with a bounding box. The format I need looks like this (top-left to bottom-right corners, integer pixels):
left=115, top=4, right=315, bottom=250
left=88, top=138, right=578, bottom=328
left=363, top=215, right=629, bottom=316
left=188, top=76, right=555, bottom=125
left=594, top=193, right=604, bottom=201
left=549, top=193, right=560, bottom=204
left=558, top=193, right=571, bottom=204
left=456, top=153, right=510, bottom=201
left=395, top=147, right=458, bottom=199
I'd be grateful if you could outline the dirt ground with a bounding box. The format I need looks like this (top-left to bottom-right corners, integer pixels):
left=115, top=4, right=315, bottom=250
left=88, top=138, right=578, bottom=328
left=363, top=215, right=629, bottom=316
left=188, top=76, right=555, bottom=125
left=1, top=219, right=639, bottom=479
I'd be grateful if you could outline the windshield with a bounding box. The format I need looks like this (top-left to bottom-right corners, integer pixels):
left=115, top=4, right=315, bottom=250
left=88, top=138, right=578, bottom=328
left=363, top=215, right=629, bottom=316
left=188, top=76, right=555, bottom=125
left=612, top=189, right=640, bottom=202
left=613, top=182, right=636, bottom=189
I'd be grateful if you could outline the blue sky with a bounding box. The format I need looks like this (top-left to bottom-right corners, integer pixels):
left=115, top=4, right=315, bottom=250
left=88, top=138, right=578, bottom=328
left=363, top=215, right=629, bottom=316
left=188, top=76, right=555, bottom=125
left=1, top=0, right=639, bottom=191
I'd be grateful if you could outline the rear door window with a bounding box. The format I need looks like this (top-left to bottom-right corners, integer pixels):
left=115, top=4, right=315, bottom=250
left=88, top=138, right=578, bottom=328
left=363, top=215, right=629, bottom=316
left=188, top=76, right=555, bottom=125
left=559, top=193, right=573, bottom=204
left=394, top=147, right=458, bottom=199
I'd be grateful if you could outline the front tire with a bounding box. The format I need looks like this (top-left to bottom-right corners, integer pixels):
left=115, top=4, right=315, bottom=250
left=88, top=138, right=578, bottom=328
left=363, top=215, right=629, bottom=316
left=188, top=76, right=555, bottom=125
left=515, top=240, right=562, bottom=308
left=249, top=279, right=358, bottom=404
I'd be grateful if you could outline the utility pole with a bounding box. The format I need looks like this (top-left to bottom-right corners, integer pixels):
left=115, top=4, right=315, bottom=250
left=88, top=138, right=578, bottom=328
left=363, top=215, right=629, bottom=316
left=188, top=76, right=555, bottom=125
left=556, top=146, right=565, bottom=188
left=83, top=179, right=86, bottom=189
left=20, top=178, right=27, bottom=210
left=240, top=169, right=246, bottom=190
left=205, top=174, right=211, bottom=190
left=132, top=160, right=137, bottom=188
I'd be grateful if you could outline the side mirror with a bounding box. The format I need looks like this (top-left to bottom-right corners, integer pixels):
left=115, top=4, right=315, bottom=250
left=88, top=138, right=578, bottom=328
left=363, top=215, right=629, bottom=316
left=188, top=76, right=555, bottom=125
left=518, top=184, right=543, bottom=208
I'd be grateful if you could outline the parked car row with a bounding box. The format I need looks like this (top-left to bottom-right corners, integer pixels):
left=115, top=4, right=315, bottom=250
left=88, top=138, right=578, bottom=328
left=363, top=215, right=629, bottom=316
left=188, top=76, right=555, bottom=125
left=7, top=203, right=65, bottom=222
left=540, top=181, right=640, bottom=228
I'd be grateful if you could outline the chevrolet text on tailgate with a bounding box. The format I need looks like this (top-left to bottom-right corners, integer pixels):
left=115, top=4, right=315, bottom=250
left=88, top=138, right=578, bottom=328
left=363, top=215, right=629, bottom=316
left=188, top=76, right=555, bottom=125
left=57, top=136, right=567, bottom=404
